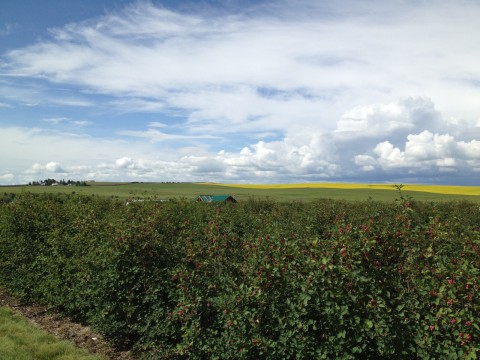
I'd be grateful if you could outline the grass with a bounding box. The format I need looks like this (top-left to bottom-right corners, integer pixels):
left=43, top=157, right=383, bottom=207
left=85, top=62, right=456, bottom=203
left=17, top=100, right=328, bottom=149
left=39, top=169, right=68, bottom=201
left=0, top=307, right=105, bottom=360
left=1, top=182, right=480, bottom=202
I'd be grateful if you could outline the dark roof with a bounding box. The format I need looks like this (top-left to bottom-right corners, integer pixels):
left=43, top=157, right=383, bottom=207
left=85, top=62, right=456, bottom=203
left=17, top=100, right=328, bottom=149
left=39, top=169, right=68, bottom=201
left=196, top=195, right=237, bottom=203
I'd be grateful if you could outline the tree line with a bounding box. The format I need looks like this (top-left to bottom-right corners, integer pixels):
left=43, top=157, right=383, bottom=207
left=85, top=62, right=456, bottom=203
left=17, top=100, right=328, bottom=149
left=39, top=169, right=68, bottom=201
left=28, top=179, right=89, bottom=186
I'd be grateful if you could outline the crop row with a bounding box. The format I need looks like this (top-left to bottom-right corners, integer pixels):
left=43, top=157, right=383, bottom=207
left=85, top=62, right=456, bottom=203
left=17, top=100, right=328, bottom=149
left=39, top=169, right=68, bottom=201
left=0, top=193, right=479, bottom=359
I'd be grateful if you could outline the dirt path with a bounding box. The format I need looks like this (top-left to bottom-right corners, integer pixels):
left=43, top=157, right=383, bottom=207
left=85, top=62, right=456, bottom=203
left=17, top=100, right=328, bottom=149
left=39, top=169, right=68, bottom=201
left=0, top=288, right=133, bottom=360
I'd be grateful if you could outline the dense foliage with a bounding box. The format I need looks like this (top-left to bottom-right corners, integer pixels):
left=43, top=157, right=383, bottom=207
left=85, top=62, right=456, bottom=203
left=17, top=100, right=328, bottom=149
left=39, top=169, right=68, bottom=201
left=0, top=193, right=479, bottom=359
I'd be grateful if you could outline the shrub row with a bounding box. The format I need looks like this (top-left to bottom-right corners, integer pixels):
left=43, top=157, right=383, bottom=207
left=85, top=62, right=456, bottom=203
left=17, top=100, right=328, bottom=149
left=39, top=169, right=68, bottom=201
left=0, top=193, right=479, bottom=359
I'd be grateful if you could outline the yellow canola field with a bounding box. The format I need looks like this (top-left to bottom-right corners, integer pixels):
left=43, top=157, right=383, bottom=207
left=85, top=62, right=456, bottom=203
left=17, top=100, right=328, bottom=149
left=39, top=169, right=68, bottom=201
left=206, top=183, right=480, bottom=196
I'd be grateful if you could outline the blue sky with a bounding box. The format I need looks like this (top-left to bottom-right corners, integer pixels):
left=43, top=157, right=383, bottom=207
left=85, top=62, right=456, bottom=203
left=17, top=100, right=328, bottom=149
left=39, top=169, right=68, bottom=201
left=1, top=0, right=480, bottom=185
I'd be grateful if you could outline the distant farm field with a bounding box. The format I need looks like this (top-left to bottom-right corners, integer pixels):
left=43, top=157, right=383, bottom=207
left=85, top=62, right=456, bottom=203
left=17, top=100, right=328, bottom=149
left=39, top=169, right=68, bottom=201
left=1, top=182, right=480, bottom=202
left=215, top=182, right=480, bottom=195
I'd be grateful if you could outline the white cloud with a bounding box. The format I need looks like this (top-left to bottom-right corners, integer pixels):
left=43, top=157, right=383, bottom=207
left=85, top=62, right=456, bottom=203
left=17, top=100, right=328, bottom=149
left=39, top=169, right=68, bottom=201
left=42, top=117, right=70, bottom=124
left=117, top=127, right=220, bottom=142
left=0, top=124, right=337, bottom=184
left=45, top=161, right=64, bottom=173
left=404, top=131, right=455, bottom=161
left=72, top=120, right=91, bottom=126
left=115, top=157, right=135, bottom=169
left=353, top=155, right=376, bottom=172
left=4, top=0, right=479, bottom=124
left=335, top=98, right=441, bottom=140
left=373, top=141, right=405, bottom=168
left=0, top=173, right=14, bottom=185
left=148, top=122, right=167, bottom=128
left=41, top=117, right=92, bottom=128
left=356, top=130, right=480, bottom=175
left=0, top=79, right=94, bottom=108
left=26, top=162, right=65, bottom=174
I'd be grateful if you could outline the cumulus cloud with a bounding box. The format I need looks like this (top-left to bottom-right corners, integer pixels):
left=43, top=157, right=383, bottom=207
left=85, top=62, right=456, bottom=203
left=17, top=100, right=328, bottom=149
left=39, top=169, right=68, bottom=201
left=46, top=161, right=64, bottom=173
left=27, top=162, right=65, bottom=174
left=355, top=130, right=480, bottom=176
left=115, top=157, right=138, bottom=169
left=335, top=98, right=441, bottom=140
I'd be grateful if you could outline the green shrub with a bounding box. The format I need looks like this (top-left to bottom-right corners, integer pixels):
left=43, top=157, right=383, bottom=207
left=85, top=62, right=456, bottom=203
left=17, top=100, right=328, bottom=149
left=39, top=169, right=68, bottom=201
left=0, top=193, right=479, bottom=358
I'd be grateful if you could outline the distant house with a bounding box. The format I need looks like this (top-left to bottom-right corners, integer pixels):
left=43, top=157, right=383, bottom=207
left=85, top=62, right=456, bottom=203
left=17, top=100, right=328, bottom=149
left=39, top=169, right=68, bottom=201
left=196, top=195, right=237, bottom=203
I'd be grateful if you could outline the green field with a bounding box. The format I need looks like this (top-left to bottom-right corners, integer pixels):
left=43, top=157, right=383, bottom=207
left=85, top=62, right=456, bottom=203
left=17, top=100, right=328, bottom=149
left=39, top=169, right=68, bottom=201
left=0, top=307, right=104, bottom=360
left=1, top=182, right=480, bottom=202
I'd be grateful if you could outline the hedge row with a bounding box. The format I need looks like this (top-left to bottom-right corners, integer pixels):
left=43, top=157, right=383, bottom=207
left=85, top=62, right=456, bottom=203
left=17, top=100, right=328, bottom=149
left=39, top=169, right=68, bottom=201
left=0, top=193, right=479, bottom=359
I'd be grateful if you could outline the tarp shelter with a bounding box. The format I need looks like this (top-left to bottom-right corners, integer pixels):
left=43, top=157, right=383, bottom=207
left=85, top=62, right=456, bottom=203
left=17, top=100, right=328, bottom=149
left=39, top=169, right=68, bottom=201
left=196, top=195, right=237, bottom=203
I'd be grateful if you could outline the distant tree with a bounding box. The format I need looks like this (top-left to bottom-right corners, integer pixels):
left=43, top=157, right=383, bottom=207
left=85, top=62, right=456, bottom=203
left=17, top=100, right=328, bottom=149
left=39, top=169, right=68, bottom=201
left=28, top=178, right=89, bottom=186
left=43, top=178, right=57, bottom=186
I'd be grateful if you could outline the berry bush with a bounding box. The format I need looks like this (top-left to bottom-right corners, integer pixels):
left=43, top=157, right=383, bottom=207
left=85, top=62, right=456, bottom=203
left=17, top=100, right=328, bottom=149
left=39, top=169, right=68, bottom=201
left=0, top=193, right=479, bottom=358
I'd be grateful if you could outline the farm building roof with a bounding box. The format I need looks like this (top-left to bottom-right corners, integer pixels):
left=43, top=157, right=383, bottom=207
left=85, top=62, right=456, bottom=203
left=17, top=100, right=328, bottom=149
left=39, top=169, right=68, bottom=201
left=196, top=195, right=237, bottom=203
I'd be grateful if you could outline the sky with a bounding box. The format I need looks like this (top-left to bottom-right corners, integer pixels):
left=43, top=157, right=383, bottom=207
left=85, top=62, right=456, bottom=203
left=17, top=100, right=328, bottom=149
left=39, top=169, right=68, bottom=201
left=1, top=0, right=480, bottom=185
